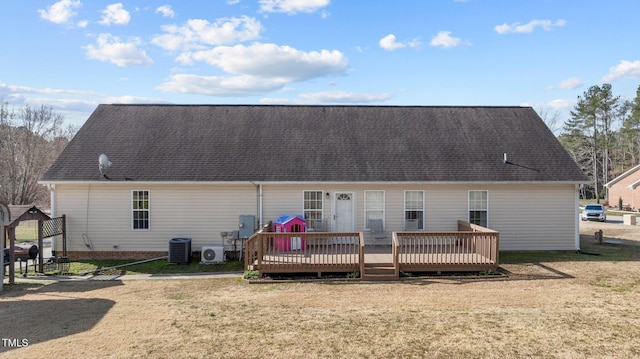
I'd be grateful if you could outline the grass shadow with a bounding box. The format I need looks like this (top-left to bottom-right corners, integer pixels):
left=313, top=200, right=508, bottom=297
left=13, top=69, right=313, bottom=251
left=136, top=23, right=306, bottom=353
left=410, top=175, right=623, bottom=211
left=1, top=279, right=124, bottom=298
left=0, top=296, right=114, bottom=353
left=70, top=258, right=245, bottom=276
left=498, top=262, right=574, bottom=281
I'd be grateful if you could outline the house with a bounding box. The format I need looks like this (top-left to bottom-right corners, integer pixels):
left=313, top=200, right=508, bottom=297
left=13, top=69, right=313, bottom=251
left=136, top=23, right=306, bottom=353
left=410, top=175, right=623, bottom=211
left=40, top=105, right=587, bottom=260
left=605, top=164, right=640, bottom=210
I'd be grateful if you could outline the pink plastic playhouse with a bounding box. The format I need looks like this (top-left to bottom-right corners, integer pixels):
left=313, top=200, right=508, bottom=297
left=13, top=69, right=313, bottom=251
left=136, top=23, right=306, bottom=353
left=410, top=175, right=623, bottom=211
left=273, top=215, right=307, bottom=251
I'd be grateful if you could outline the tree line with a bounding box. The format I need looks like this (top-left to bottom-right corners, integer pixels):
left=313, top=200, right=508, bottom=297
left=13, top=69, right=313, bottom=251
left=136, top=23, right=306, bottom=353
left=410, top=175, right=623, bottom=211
left=560, top=83, right=640, bottom=201
left=0, top=102, right=76, bottom=207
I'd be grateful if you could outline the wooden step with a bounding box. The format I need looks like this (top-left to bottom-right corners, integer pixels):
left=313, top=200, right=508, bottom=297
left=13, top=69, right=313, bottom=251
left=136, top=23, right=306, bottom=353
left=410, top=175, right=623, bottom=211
left=361, top=273, right=397, bottom=281
left=364, top=266, right=395, bottom=275
left=365, top=262, right=393, bottom=267
left=362, top=263, right=397, bottom=281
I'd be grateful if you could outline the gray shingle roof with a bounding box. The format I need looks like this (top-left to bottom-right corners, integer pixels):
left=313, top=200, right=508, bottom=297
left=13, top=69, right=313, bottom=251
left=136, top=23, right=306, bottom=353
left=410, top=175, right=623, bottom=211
left=41, top=104, right=587, bottom=183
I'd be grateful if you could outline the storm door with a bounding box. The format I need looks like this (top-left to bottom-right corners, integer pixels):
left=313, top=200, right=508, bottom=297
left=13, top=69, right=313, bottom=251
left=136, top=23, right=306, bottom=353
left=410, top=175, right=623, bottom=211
left=333, top=192, right=355, bottom=232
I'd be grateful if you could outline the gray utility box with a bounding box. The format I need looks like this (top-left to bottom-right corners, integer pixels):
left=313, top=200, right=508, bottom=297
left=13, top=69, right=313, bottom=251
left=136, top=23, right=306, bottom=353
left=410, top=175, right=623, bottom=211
left=239, top=215, right=255, bottom=239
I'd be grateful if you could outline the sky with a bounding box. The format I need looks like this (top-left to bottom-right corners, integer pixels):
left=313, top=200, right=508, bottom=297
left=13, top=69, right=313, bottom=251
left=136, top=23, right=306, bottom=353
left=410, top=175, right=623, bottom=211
left=1, top=0, right=640, bottom=131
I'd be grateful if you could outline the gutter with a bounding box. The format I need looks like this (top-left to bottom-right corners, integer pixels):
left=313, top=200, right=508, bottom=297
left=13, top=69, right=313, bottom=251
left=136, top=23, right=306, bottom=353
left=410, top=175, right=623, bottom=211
left=39, top=180, right=590, bottom=186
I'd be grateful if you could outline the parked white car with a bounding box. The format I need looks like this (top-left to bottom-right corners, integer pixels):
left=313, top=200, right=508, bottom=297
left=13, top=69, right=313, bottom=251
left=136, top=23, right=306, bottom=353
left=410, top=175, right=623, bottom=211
left=581, top=204, right=606, bottom=222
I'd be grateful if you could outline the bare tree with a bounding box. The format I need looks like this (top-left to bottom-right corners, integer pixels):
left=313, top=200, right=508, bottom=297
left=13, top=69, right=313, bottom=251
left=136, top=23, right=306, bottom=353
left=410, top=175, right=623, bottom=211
left=535, top=106, right=562, bottom=136
left=0, top=102, right=75, bottom=206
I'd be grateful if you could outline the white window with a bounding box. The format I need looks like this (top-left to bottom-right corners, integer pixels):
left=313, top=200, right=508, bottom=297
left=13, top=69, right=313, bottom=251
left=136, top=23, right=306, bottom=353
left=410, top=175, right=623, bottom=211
left=469, top=190, right=488, bottom=227
left=132, top=190, right=150, bottom=230
left=303, top=190, right=324, bottom=230
left=404, top=190, right=424, bottom=230
left=364, top=191, right=385, bottom=229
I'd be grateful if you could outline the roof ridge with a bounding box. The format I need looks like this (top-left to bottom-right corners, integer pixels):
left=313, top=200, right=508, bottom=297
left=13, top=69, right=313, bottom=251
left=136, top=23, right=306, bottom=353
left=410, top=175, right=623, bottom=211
left=105, top=103, right=532, bottom=109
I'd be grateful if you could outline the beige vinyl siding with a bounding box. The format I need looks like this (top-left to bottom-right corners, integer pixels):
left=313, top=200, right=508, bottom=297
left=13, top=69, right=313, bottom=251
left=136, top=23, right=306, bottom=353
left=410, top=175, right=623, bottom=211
left=53, top=182, right=577, bottom=254
left=261, top=183, right=576, bottom=250
left=53, top=183, right=257, bottom=253
left=488, top=184, right=576, bottom=250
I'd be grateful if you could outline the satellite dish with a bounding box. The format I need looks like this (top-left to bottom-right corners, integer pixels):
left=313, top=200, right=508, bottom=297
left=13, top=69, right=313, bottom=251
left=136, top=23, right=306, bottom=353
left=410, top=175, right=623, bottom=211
left=98, top=154, right=112, bottom=177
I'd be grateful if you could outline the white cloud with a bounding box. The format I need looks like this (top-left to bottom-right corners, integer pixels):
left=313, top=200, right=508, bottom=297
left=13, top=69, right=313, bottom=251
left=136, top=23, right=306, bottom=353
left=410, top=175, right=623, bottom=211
left=259, top=97, right=308, bottom=105
left=545, top=99, right=573, bottom=111
left=494, top=19, right=566, bottom=34
left=85, top=34, right=153, bottom=67
left=157, top=74, right=287, bottom=96
left=151, top=16, right=263, bottom=51
left=98, top=3, right=131, bottom=26
left=548, top=77, right=583, bottom=90
left=158, top=43, right=348, bottom=97
left=379, top=34, right=420, bottom=51
left=155, top=5, right=175, bottom=18
left=602, top=60, right=640, bottom=82
left=0, top=82, right=102, bottom=125
left=379, top=34, right=404, bottom=51
left=184, top=43, right=348, bottom=82
left=299, top=91, right=392, bottom=103
left=430, top=31, right=462, bottom=48
left=259, top=0, right=330, bottom=14
left=0, top=82, right=96, bottom=97
left=227, top=0, right=241, bottom=4
left=38, top=0, right=81, bottom=24
left=526, top=100, right=573, bottom=114
left=104, top=95, right=171, bottom=104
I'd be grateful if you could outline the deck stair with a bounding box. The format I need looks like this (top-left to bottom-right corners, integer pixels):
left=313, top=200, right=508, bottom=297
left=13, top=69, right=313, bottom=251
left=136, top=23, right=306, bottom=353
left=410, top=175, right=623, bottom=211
left=362, top=262, right=397, bottom=281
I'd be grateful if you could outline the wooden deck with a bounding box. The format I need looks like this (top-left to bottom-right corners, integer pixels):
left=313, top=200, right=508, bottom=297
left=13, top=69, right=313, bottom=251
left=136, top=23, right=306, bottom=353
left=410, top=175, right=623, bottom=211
left=245, top=221, right=499, bottom=281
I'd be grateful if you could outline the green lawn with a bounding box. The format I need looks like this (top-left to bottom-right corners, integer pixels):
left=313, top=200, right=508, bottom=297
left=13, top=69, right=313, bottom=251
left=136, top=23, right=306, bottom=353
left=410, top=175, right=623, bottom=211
left=14, top=220, right=38, bottom=242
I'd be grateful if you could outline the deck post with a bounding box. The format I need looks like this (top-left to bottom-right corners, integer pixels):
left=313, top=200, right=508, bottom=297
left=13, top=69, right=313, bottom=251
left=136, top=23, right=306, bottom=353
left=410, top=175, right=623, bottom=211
left=358, top=232, right=365, bottom=277
left=257, top=234, right=264, bottom=274
left=392, top=233, right=399, bottom=278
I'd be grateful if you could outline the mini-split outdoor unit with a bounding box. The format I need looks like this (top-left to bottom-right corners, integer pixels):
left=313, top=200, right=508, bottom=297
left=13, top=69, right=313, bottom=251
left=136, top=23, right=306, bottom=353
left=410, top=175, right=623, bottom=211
left=201, top=246, right=225, bottom=264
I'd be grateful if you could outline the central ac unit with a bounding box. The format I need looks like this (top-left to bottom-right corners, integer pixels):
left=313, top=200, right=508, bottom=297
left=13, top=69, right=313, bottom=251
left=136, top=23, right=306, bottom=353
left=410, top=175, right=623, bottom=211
left=201, top=246, right=225, bottom=264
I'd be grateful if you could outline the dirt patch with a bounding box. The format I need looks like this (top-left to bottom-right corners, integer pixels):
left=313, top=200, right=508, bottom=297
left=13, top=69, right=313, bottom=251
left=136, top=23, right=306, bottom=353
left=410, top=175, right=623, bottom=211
left=580, top=217, right=640, bottom=243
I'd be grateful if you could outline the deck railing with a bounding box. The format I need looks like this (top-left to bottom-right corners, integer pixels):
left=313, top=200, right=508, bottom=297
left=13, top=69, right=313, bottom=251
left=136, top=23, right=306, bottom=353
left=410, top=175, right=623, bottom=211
left=245, top=231, right=364, bottom=275
left=245, top=220, right=498, bottom=278
left=393, top=220, right=499, bottom=272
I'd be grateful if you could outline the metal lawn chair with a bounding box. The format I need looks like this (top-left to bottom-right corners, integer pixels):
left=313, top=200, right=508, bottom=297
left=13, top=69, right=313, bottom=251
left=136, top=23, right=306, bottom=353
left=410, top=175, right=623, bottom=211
left=405, top=219, right=419, bottom=230
left=368, top=219, right=387, bottom=246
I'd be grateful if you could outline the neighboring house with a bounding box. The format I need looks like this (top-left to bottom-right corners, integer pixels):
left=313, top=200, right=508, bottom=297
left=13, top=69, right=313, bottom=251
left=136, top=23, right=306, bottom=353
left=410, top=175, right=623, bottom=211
left=40, top=105, right=587, bottom=260
left=605, top=164, right=640, bottom=210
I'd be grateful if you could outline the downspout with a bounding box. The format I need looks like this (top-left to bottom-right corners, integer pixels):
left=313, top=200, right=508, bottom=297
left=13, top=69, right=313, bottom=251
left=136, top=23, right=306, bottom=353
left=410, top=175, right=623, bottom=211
left=258, top=184, right=263, bottom=228
left=575, top=184, right=581, bottom=252
left=251, top=181, right=263, bottom=228
left=49, top=184, right=56, bottom=217
left=48, top=184, right=56, bottom=256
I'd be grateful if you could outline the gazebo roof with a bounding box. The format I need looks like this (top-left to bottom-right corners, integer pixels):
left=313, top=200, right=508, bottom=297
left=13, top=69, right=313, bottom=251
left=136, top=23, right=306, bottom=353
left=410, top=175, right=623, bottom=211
left=7, top=205, right=50, bottom=228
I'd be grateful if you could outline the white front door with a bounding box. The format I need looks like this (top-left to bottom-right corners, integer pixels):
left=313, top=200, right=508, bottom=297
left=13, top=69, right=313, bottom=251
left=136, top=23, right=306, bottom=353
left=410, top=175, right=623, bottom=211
left=334, top=192, right=355, bottom=232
